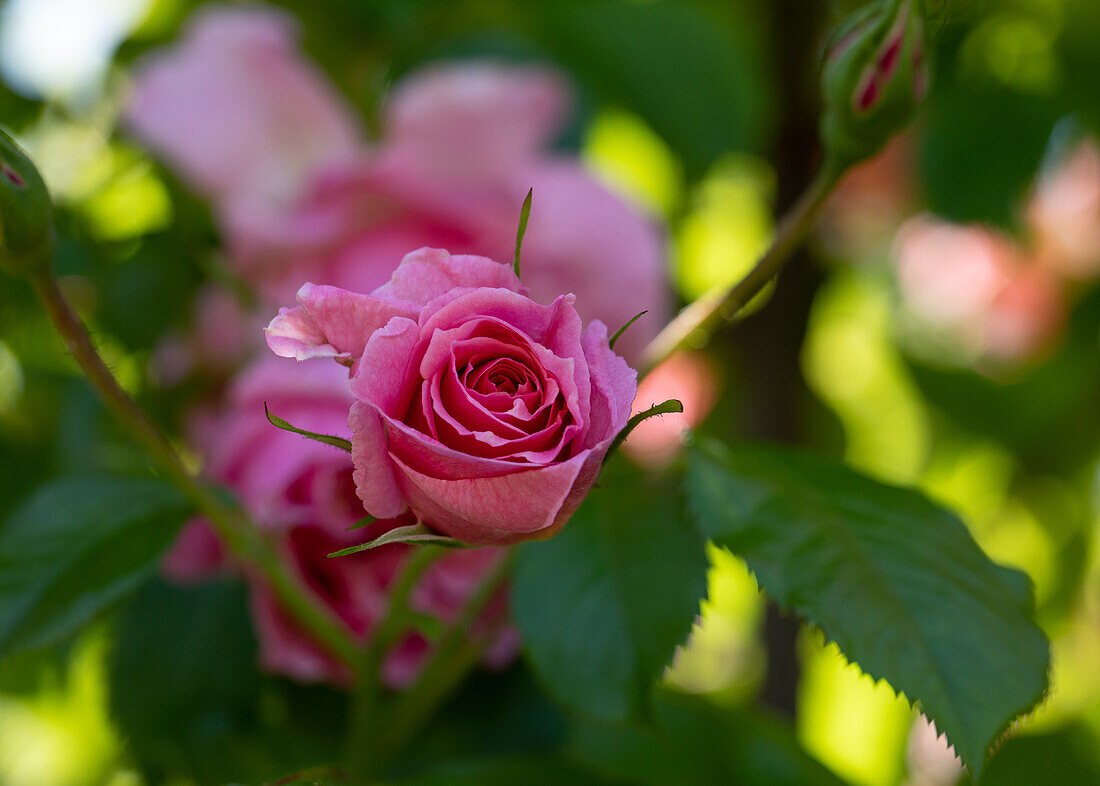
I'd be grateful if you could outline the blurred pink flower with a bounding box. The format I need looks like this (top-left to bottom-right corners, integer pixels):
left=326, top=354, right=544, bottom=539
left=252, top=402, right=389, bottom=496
left=622, top=351, right=718, bottom=468
left=983, top=265, right=1064, bottom=363
left=126, top=5, right=669, bottom=367
left=894, top=216, right=1064, bottom=363
left=382, top=61, right=569, bottom=182
left=1028, top=138, right=1100, bottom=281
left=126, top=5, right=360, bottom=210
left=164, top=355, right=515, bottom=688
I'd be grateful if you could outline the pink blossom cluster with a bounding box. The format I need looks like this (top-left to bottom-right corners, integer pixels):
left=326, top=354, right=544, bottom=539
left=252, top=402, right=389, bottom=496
left=126, top=4, right=666, bottom=687
left=128, top=4, right=668, bottom=377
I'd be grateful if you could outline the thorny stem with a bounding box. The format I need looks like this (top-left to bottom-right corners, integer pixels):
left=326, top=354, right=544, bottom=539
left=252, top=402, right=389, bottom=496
left=638, top=163, right=842, bottom=374
left=28, top=272, right=358, bottom=668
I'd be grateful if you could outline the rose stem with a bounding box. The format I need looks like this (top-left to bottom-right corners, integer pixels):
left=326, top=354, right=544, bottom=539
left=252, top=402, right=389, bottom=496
left=638, top=162, right=842, bottom=375
left=28, top=270, right=358, bottom=667
left=345, top=543, right=446, bottom=776
left=349, top=548, right=515, bottom=778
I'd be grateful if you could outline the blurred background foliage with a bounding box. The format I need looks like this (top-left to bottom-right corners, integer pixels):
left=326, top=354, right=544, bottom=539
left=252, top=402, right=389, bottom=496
left=0, top=0, right=1098, bottom=784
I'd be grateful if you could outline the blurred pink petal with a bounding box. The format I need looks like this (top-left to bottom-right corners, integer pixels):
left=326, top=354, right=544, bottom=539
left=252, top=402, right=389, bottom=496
left=383, top=61, right=570, bottom=182
left=126, top=4, right=360, bottom=208
left=1028, top=138, right=1100, bottom=280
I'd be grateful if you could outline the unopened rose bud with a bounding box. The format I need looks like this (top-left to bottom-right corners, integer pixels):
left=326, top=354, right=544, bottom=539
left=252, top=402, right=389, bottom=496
left=0, top=128, right=53, bottom=279
left=821, top=0, right=929, bottom=171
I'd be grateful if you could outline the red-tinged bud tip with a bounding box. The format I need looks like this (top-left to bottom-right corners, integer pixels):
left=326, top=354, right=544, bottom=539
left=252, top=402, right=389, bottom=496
left=0, top=128, right=54, bottom=279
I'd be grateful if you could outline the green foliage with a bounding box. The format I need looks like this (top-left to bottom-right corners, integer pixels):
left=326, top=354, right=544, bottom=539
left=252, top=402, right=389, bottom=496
left=109, top=577, right=348, bottom=783
left=569, top=689, right=847, bottom=785
left=973, top=724, right=1100, bottom=785
left=686, top=441, right=1050, bottom=776
left=0, top=474, right=190, bottom=658
left=512, top=465, right=708, bottom=720
left=385, top=757, right=613, bottom=786
left=920, top=81, right=1060, bottom=228
left=534, top=1, right=773, bottom=177
left=907, top=288, right=1100, bottom=474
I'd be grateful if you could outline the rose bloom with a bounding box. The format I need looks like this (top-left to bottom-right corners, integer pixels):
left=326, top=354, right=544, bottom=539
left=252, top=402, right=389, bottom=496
left=127, top=4, right=667, bottom=367
left=267, top=247, right=638, bottom=545
left=166, top=356, right=515, bottom=688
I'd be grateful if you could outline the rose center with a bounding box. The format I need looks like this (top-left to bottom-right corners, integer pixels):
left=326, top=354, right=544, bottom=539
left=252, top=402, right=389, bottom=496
left=467, top=357, right=537, bottom=398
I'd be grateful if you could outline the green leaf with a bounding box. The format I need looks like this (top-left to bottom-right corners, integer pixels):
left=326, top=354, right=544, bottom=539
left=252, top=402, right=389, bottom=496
left=0, top=474, right=191, bottom=657
left=110, top=578, right=348, bottom=783
left=686, top=441, right=1050, bottom=777
left=327, top=523, right=470, bottom=557
left=265, top=403, right=352, bottom=452
left=513, top=187, right=533, bottom=278
left=512, top=465, right=708, bottom=720
left=346, top=514, right=378, bottom=531
left=975, top=724, right=1100, bottom=785
left=569, top=688, right=847, bottom=786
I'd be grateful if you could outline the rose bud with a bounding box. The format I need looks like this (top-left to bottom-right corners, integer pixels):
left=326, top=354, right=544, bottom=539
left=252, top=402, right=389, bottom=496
left=266, top=247, right=638, bottom=545
left=0, top=128, right=54, bottom=279
left=821, top=0, right=929, bottom=171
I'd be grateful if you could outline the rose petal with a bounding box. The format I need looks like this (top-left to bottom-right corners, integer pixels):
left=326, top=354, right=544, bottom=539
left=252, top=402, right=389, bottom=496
left=348, top=317, right=422, bottom=518
left=579, top=319, right=638, bottom=447
left=374, top=247, right=521, bottom=306
left=391, top=450, right=592, bottom=545
left=267, top=282, right=418, bottom=363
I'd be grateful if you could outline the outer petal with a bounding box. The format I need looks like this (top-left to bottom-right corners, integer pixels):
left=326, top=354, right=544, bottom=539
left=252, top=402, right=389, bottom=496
left=373, top=247, right=521, bottom=305
left=391, top=450, right=592, bottom=545
left=349, top=317, right=422, bottom=518
left=266, top=282, right=416, bottom=362
left=579, top=319, right=638, bottom=447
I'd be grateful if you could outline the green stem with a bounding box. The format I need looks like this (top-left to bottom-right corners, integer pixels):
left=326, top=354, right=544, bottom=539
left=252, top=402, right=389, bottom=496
left=345, top=544, right=445, bottom=778
left=28, top=272, right=358, bottom=668
left=638, top=163, right=842, bottom=374
left=353, top=548, right=514, bottom=779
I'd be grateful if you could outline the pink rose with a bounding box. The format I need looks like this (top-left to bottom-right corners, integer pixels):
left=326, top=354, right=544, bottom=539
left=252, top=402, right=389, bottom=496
left=267, top=247, right=638, bottom=545
left=165, top=355, right=515, bottom=687
left=125, top=4, right=360, bottom=212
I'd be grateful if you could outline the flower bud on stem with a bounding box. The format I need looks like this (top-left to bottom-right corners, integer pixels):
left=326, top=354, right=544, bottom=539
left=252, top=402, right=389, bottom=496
left=0, top=129, right=53, bottom=279
left=640, top=0, right=929, bottom=375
